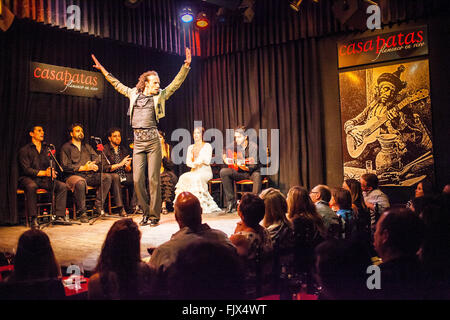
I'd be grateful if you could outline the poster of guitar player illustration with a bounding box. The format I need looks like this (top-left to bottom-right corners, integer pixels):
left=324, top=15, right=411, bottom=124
left=339, top=60, right=434, bottom=187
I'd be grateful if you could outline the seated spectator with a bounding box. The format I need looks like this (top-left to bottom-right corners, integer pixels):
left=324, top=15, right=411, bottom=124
left=260, top=188, right=295, bottom=291
left=343, top=179, right=371, bottom=231
left=409, top=195, right=434, bottom=216
left=88, top=218, right=154, bottom=299
left=309, top=185, right=340, bottom=238
left=330, top=187, right=356, bottom=240
left=406, top=179, right=434, bottom=211
left=314, top=239, right=373, bottom=300
left=230, top=192, right=273, bottom=299
left=360, top=173, right=390, bottom=233
left=149, top=192, right=235, bottom=298
left=167, top=240, right=245, bottom=300
left=419, top=194, right=450, bottom=299
left=373, top=206, right=426, bottom=299
left=287, top=186, right=326, bottom=276
left=1, top=229, right=65, bottom=300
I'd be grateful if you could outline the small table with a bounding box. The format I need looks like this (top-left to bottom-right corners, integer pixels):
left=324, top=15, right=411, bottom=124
left=62, top=275, right=89, bottom=297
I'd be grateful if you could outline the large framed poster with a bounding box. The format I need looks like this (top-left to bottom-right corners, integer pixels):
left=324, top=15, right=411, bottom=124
left=339, top=59, right=433, bottom=186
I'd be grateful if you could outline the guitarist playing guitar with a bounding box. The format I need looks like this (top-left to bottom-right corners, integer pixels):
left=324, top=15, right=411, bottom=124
left=220, top=126, right=262, bottom=214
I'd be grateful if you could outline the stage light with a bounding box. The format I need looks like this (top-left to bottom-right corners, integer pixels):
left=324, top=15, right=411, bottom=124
left=195, top=12, right=210, bottom=29
left=290, top=0, right=303, bottom=12
left=180, top=7, right=194, bottom=23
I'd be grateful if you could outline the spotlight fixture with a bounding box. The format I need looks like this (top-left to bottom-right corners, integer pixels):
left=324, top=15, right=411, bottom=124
left=195, top=12, right=209, bottom=29
left=180, top=7, right=194, bottom=23
left=290, top=0, right=303, bottom=12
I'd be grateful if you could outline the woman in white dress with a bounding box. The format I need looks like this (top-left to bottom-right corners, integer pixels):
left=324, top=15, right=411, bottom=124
left=174, top=127, right=222, bottom=213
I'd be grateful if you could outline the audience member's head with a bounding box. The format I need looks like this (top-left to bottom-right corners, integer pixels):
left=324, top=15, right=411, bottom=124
left=330, top=187, right=353, bottom=211
left=287, top=186, right=317, bottom=219
left=167, top=241, right=245, bottom=300
left=374, top=206, right=425, bottom=262
left=314, top=239, right=373, bottom=300
left=13, top=229, right=60, bottom=281
left=360, top=173, right=379, bottom=193
left=237, top=192, right=266, bottom=229
left=415, top=180, right=433, bottom=198
left=287, top=186, right=326, bottom=237
left=174, top=192, right=203, bottom=230
left=343, top=179, right=367, bottom=210
left=260, top=188, right=288, bottom=228
left=309, top=185, right=331, bottom=204
left=95, top=218, right=141, bottom=275
left=94, top=218, right=142, bottom=299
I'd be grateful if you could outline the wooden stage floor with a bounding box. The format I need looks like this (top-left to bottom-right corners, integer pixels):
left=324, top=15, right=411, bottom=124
left=0, top=212, right=239, bottom=274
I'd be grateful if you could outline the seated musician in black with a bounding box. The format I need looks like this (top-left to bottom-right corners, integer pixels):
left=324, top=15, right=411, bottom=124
left=220, top=126, right=262, bottom=213
left=18, top=125, right=68, bottom=228
left=60, top=123, right=127, bottom=223
left=102, top=127, right=138, bottom=214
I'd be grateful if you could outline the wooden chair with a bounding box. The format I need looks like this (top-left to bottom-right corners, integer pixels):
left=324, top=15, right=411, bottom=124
left=234, top=177, right=269, bottom=201
left=107, top=185, right=129, bottom=214
left=70, top=186, right=97, bottom=220
left=17, top=189, right=52, bottom=227
left=208, top=178, right=223, bottom=208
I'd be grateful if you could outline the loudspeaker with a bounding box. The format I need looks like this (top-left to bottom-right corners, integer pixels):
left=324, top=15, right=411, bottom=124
left=332, top=0, right=378, bottom=30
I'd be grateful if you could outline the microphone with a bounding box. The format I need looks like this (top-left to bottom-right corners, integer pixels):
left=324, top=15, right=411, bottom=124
left=43, top=142, right=55, bottom=148
left=91, top=136, right=101, bottom=140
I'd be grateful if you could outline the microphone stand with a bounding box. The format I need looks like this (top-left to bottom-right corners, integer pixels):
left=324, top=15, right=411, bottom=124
left=90, top=137, right=121, bottom=225
left=40, top=145, right=80, bottom=229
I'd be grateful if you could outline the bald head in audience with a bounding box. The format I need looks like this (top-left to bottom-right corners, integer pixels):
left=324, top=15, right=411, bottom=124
left=174, top=192, right=203, bottom=230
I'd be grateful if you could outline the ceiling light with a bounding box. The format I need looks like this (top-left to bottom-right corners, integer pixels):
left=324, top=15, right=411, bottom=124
left=180, top=7, right=194, bottom=23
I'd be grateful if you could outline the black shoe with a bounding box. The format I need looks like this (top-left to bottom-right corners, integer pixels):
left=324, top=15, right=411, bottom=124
left=139, top=215, right=150, bottom=226
left=80, top=212, right=89, bottom=223
left=55, top=216, right=70, bottom=223
left=93, top=207, right=103, bottom=217
left=150, top=219, right=159, bottom=227
left=119, top=209, right=128, bottom=217
left=30, top=217, right=39, bottom=229
left=226, top=202, right=236, bottom=214
left=133, top=206, right=144, bottom=215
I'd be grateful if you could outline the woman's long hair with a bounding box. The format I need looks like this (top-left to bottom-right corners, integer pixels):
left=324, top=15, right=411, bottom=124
left=94, top=218, right=142, bottom=299
left=135, top=70, right=158, bottom=93
left=13, top=229, right=61, bottom=281
left=344, top=179, right=368, bottom=212
left=287, top=186, right=326, bottom=237
left=260, top=188, right=289, bottom=228
left=332, top=187, right=353, bottom=211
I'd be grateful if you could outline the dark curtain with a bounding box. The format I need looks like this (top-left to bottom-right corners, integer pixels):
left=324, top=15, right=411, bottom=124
left=0, top=18, right=193, bottom=224
left=6, top=0, right=201, bottom=56
left=182, top=37, right=325, bottom=194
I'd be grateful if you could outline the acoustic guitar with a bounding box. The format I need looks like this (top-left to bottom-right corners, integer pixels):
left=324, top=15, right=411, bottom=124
left=346, top=89, right=429, bottom=158
left=225, top=149, right=255, bottom=172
